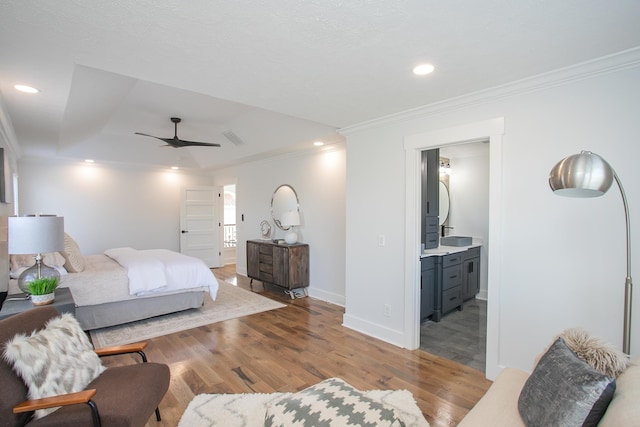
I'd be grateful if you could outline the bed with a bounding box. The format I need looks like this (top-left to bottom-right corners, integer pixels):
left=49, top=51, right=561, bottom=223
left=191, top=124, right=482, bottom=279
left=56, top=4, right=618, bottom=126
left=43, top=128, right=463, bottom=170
left=9, top=234, right=219, bottom=330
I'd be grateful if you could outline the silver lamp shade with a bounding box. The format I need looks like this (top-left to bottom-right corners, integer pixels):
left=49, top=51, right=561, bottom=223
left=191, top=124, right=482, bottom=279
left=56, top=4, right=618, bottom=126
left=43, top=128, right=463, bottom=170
left=549, top=151, right=614, bottom=197
left=8, top=215, right=65, bottom=294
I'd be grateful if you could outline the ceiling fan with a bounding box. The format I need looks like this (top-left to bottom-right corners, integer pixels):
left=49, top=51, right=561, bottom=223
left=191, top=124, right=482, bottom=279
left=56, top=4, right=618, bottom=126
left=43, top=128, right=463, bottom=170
left=135, top=117, right=221, bottom=148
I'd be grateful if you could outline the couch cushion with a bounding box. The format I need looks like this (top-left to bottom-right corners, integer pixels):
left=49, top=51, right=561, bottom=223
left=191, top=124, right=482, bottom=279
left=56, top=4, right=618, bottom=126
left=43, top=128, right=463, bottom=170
left=518, top=338, right=615, bottom=427
left=598, top=357, right=640, bottom=427
left=458, top=367, right=528, bottom=427
left=3, top=313, right=105, bottom=419
left=264, top=378, right=403, bottom=427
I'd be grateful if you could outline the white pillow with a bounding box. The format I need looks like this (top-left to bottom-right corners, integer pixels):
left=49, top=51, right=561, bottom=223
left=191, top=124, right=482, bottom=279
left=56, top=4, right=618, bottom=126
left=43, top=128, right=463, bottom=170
left=3, top=313, right=105, bottom=419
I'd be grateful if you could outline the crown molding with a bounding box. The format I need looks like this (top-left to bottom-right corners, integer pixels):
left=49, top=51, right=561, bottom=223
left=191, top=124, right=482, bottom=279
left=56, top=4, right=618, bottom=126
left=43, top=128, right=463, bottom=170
left=339, top=47, right=640, bottom=135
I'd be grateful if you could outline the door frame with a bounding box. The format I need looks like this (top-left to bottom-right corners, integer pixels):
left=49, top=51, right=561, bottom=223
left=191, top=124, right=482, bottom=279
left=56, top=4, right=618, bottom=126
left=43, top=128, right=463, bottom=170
left=403, top=117, right=504, bottom=379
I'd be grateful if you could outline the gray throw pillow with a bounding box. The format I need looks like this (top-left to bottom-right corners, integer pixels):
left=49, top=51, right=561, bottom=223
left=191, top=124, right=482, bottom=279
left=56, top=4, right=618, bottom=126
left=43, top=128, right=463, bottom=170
left=518, top=337, right=616, bottom=427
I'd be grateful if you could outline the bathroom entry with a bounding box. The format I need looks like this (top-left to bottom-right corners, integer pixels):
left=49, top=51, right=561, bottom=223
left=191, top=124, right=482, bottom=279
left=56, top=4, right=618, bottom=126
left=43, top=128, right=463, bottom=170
left=419, top=141, right=490, bottom=371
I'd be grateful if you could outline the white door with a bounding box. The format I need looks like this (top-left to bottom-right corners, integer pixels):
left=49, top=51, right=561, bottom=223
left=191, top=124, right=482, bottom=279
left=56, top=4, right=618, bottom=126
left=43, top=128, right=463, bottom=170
left=180, top=186, right=223, bottom=267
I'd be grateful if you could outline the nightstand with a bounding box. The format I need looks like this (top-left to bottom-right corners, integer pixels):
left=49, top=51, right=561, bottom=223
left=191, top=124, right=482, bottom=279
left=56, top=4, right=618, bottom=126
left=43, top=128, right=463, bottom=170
left=0, top=287, right=76, bottom=320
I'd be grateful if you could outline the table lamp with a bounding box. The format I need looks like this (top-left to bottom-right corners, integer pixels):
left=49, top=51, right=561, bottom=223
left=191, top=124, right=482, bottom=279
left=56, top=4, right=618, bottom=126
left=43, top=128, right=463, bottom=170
left=281, top=210, right=301, bottom=244
left=8, top=215, right=65, bottom=294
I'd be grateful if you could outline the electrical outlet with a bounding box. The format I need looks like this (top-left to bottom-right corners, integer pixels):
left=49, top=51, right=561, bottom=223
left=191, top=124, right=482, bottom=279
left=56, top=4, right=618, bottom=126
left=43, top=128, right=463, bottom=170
left=378, top=234, right=386, bottom=247
left=384, top=304, right=391, bottom=317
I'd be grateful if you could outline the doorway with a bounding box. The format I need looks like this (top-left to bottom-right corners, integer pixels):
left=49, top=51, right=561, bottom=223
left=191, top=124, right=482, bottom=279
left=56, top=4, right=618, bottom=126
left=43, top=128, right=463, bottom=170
left=403, top=117, right=504, bottom=379
left=419, top=142, right=489, bottom=371
left=223, top=184, right=237, bottom=265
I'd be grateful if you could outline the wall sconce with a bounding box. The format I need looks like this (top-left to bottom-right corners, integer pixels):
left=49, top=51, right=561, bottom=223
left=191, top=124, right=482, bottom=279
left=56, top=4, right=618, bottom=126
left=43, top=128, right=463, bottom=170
left=280, top=211, right=301, bottom=244
left=8, top=215, right=65, bottom=294
left=549, top=151, right=632, bottom=355
left=439, top=161, right=451, bottom=175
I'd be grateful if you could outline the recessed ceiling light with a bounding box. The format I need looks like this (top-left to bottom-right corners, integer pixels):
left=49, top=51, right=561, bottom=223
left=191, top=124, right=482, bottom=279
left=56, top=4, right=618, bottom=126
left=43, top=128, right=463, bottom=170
left=84, top=159, right=95, bottom=163
left=313, top=141, right=324, bottom=147
left=171, top=166, right=179, bottom=170
left=413, top=64, right=435, bottom=76
left=14, top=84, right=39, bottom=94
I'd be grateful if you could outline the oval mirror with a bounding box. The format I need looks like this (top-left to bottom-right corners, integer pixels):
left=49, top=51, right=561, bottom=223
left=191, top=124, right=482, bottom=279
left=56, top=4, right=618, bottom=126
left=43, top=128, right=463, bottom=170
left=271, top=184, right=299, bottom=230
left=438, top=181, right=450, bottom=226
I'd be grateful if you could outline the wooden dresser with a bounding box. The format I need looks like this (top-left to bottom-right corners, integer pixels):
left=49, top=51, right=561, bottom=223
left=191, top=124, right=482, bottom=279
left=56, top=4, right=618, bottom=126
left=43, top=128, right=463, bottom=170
left=246, top=240, right=309, bottom=295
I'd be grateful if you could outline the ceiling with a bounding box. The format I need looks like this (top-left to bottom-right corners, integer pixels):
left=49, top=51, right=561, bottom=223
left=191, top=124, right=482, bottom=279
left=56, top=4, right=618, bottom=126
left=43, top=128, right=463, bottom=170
left=1, top=1, right=639, bottom=171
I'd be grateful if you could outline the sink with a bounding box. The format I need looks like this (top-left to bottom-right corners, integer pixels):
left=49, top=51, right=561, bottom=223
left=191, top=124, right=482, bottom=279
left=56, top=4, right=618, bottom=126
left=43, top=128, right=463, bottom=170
left=440, top=236, right=472, bottom=246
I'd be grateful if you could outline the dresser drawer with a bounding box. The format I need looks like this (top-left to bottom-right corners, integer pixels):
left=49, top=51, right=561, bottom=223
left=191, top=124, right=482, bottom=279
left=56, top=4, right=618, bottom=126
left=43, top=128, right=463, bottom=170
left=425, top=233, right=439, bottom=249
left=464, top=246, right=480, bottom=260
left=441, top=252, right=463, bottom=267
left=442, top=264, right=463, bottom=290
left=442, top=286, right=462, bottom=313
left=425, top=216, right=439, bottom=233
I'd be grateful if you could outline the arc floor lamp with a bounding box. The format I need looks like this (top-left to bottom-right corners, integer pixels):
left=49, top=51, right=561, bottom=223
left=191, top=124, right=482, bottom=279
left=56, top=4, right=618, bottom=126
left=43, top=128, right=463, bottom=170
left=549, top=151, right=632, bottom=355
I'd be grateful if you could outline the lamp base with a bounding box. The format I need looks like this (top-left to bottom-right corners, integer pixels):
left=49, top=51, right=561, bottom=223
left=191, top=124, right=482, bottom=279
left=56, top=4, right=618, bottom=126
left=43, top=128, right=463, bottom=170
left=284, top=230, right=298, bottom=245
left=17, top=260, right=60, bottom=295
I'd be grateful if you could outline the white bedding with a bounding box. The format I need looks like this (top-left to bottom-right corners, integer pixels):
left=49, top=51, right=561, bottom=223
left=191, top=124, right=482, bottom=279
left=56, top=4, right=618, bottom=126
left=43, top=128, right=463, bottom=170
left=104, top=247, right=218, bottom=297
left=9, top=251, right=220, bottom=308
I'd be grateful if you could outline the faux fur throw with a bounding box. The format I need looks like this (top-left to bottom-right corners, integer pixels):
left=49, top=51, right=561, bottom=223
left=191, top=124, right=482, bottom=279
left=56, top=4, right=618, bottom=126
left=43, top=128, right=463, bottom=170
left=3, top=313, right=106, bottom=419
left=559, top=328, right=629, bottom=378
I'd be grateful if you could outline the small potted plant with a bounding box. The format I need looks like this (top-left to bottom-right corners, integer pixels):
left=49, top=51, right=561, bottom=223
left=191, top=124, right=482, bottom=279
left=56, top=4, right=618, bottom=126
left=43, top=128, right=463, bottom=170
left=28, top=277, right=59, bottom=306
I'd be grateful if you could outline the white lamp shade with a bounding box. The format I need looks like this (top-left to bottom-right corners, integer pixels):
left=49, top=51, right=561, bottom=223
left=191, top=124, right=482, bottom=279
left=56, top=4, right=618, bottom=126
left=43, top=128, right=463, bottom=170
left=280, top=210, right=301, bottom=227
left=8, top=216, right=65, bottom=254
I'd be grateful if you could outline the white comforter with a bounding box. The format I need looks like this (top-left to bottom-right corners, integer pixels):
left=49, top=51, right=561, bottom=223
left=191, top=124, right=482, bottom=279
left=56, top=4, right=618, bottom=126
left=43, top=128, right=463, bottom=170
left=104, top=247, right=218, bottom=297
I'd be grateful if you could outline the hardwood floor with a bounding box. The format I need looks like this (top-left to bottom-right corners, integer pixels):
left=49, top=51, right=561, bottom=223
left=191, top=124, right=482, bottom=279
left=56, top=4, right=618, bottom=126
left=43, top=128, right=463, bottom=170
left=102, top=265, right=491, bottom=427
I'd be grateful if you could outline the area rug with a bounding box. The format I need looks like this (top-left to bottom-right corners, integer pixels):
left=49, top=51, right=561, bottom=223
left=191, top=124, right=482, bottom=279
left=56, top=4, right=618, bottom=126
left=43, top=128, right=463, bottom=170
left=178, top=387, right=430, bottom=427
left=90, top=281, right=285, bottom=347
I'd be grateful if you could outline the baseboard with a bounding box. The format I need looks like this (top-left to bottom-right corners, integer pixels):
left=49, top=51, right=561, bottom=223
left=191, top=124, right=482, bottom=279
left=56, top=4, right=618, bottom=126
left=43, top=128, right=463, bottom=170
left=342, top=313, right=406, bottom=348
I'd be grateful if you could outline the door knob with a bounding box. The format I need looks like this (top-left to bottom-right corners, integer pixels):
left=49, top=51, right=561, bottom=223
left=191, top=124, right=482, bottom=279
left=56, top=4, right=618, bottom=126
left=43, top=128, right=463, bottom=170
left=181, top=230, right=188, bottom=234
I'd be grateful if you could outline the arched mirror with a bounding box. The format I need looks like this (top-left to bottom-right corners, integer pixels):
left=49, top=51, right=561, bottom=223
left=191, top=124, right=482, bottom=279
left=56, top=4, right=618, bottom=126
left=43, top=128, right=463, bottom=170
left=271, top=184, right=299, bottom=230
left=438, top=181, right=450, bottom=226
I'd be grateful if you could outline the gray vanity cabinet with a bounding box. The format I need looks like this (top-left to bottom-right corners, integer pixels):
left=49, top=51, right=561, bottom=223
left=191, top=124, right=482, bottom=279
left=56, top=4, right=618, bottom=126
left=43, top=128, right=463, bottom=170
left=421, top=149, right=440, bottom=249
left=462, top=246, right=480, bottom=300
left=437, top=252, right=464, bottom=321
left=420, top=257, right=436, bottom=321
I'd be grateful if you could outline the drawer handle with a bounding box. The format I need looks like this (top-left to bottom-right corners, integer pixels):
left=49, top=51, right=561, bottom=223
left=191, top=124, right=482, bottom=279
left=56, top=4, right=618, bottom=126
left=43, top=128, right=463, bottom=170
left=449, top=296, right=457, bottom=301
left=449, top=275, right=457, bottom=279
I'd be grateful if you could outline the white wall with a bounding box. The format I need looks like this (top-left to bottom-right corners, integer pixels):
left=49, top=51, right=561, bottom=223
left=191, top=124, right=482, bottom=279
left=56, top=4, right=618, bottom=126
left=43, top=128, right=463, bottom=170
left=342, top=51, right=640, bottom=378
left=17, top=159, right=213, bottom=255
left=213, top=144, right=346, bottom=305
left=446, top=144, right=490, bottom=298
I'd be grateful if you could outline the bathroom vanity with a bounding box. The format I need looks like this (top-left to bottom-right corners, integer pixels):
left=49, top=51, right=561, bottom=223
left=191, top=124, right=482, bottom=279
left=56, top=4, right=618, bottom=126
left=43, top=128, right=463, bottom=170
left=420, top=244, right=481, bottom=322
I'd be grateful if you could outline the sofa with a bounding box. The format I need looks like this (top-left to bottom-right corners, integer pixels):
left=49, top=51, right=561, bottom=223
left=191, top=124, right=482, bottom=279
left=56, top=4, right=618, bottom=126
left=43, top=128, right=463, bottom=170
left=459, top=330, right=639, bottom=427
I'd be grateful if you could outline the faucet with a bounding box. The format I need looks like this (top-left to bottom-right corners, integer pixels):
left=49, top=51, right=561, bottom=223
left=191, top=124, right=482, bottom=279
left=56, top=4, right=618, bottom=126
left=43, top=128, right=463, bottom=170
left=441, top=225, right=454, bottom=237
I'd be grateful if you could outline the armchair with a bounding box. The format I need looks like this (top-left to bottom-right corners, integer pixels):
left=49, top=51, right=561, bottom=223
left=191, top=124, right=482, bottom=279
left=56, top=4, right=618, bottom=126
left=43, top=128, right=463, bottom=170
left=0, top=306, right=170, bottom=427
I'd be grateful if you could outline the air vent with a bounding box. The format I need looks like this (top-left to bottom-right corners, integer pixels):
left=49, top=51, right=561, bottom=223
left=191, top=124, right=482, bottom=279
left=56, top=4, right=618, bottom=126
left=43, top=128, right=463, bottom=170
left=223, top=130, right=245, bottom=146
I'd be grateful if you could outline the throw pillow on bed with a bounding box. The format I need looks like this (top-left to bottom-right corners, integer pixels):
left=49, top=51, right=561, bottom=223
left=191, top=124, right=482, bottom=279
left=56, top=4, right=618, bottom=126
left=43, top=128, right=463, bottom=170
left=3, top=313, right=105, bottom=419
left=61, top=232, right=86, bottom=273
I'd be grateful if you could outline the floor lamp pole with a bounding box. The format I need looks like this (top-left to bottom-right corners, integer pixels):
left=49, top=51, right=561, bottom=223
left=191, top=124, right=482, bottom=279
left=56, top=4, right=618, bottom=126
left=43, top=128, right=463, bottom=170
left=614, top=172, right=632, bottom=355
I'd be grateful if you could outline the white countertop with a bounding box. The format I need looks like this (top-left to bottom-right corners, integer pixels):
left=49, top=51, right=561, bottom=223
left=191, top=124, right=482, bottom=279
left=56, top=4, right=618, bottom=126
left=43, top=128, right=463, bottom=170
left=420, top=242, right=482, bottom=258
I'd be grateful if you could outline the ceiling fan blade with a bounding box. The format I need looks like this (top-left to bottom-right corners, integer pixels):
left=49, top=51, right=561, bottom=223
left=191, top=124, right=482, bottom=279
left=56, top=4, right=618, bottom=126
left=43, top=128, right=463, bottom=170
left=134, top=132, right=173, bottom=144
left=174, top=140, right=222, bottom=147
